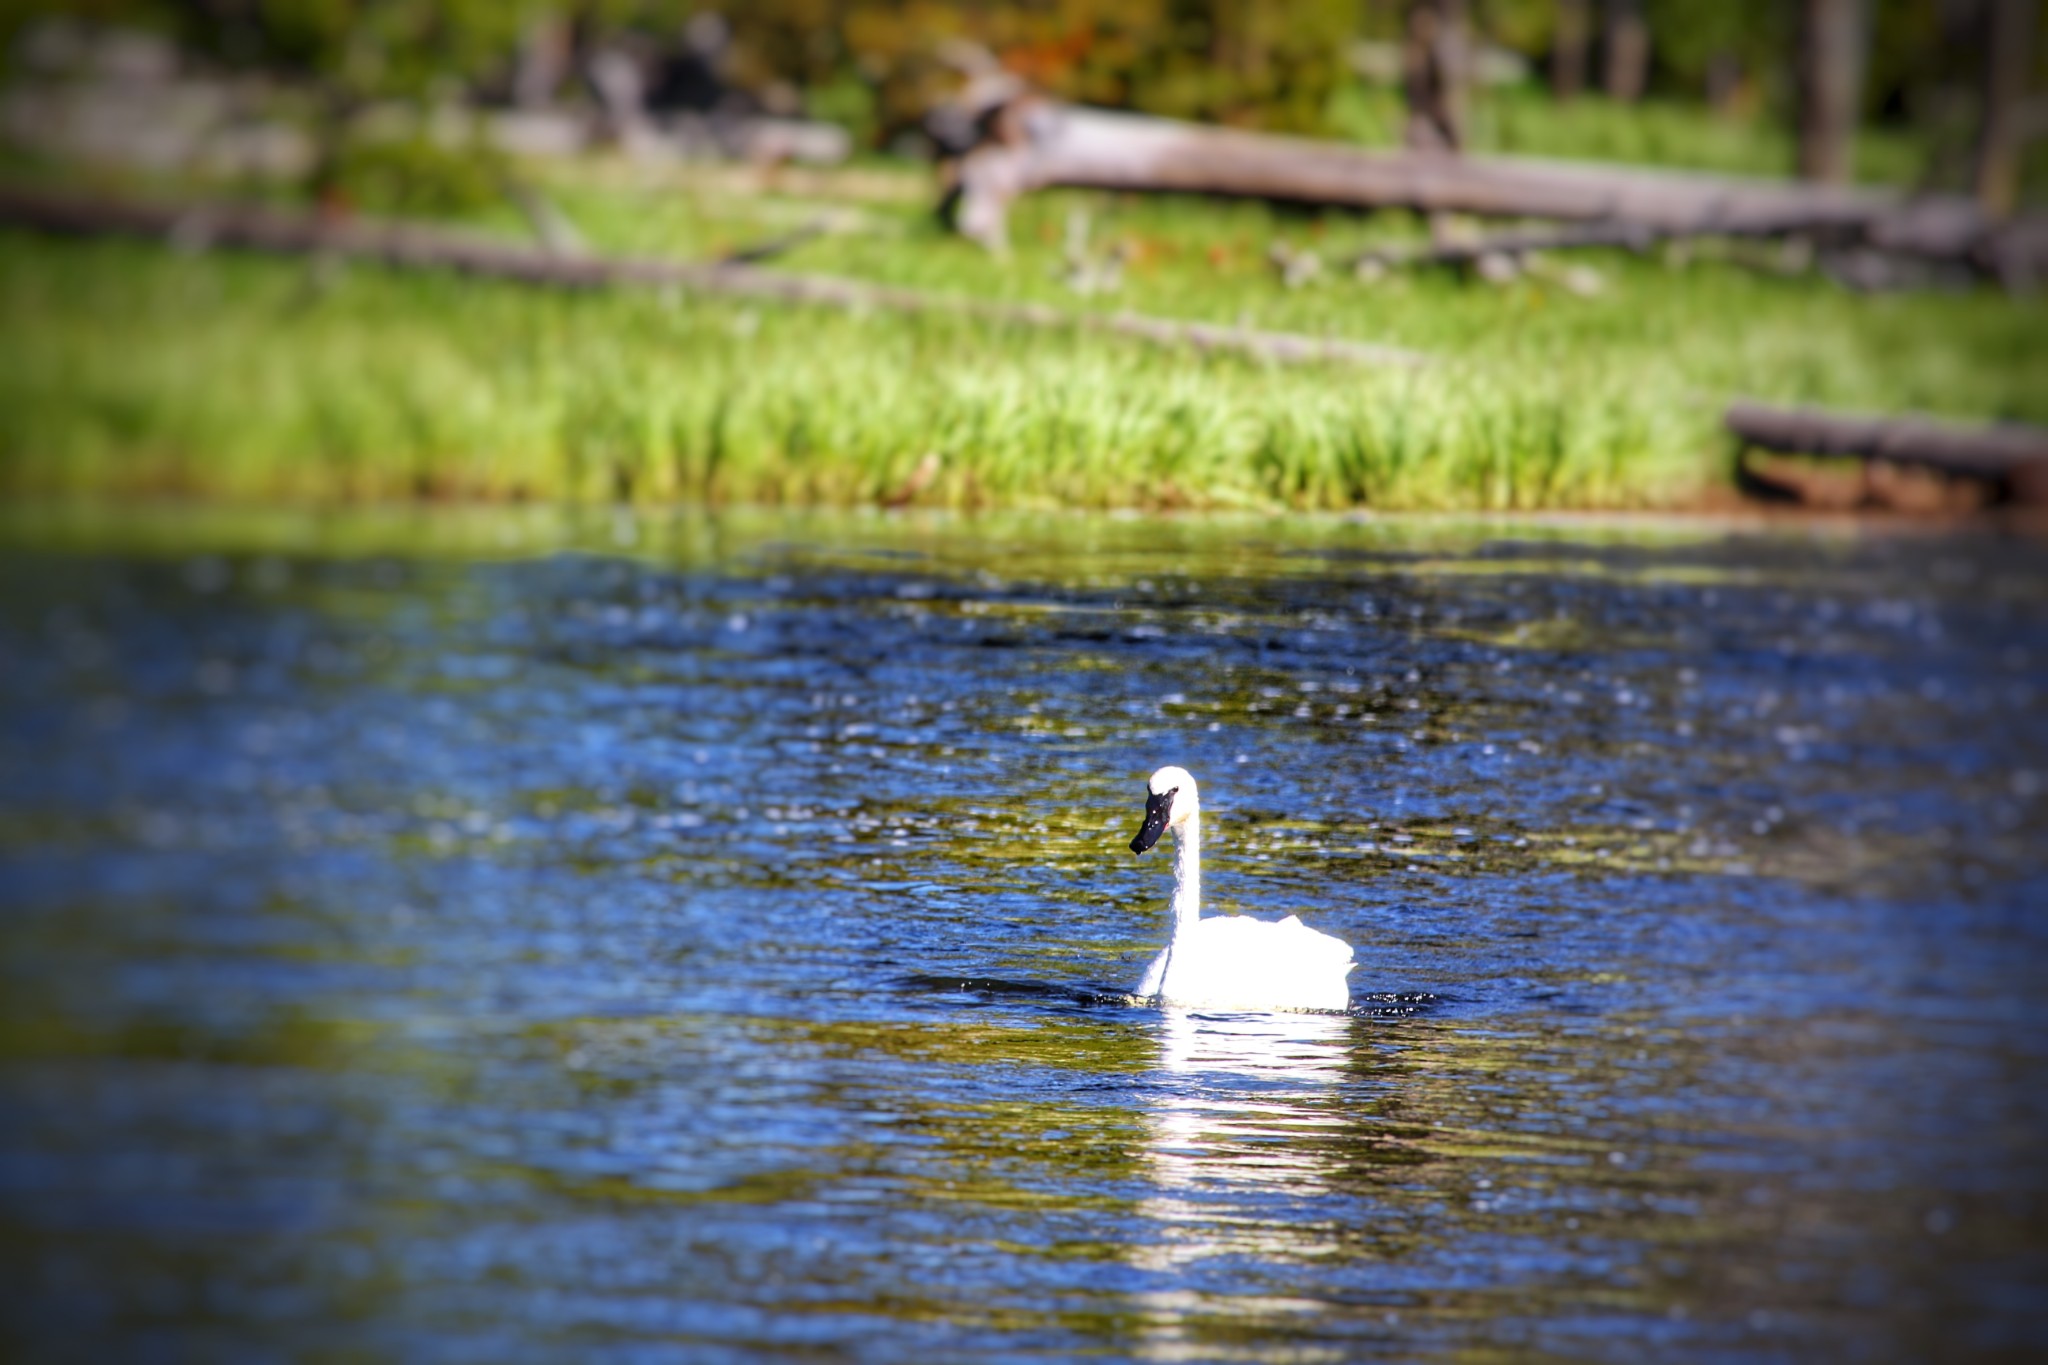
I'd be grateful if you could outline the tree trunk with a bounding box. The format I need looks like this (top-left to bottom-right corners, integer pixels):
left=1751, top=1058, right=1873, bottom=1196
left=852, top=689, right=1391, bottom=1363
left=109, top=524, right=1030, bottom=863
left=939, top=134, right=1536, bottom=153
left=1705, top=51, right=1742, bottom=117
left=1552, top=0, right=1590, bottom=102
left=1973, top=0, right=2037, bottom=219
left=1403, top=0, right=1469, bottom=153
left=1796, top=0, right=1865, bottom=185
left=513, top=12, right=572, bottom=110
left=1602, top=0, right=1649, bottom=103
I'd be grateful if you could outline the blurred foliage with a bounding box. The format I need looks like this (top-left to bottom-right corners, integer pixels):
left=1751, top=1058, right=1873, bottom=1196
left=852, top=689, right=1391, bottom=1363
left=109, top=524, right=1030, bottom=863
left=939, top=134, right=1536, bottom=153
left=9, top=1, right=2037, bottom=144
left=1326, top=80, right=1932, bottom=181
left=172, top=0, right=542, bottom=103
left=0, top=1, right=2039, bottom=196
left=689, top=0, right=1369, bottom=137
left=325, top=130, right=508, bottom=214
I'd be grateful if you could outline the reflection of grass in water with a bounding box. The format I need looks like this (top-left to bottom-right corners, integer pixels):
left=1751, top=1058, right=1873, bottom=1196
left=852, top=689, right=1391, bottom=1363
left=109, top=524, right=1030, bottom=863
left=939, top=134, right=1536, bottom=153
left=2, top=204, right=2042, bottom=511
left=514, top=1010, right=1154, bottom=1209
left=744, top=1012, right=1153, bottom=1075
left=0, top=1006, right=383, bottom=1070
left=11, top=500, right=1997, bottom=905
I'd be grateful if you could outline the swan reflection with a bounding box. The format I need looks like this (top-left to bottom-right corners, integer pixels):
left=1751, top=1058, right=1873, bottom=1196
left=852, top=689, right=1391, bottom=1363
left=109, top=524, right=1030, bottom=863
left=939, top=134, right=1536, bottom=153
left=1131, top=1008, right=1354, bottom=1352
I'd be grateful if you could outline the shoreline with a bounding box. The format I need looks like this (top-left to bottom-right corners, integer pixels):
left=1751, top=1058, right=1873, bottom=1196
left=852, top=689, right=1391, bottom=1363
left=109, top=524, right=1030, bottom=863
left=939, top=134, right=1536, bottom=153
left=7, top=203, right=2042, bottom=521
left=5, top=495, right=2041, bottom=563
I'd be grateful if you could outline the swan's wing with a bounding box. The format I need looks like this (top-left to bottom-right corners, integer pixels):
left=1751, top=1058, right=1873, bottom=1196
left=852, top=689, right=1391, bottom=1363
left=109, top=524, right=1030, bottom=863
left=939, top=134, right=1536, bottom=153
left=1274, top=914, right=1356, bottom=964
left=1192, top=914, right=1353, bottom=955
left=1171, top=914, right=1355, bottom=1011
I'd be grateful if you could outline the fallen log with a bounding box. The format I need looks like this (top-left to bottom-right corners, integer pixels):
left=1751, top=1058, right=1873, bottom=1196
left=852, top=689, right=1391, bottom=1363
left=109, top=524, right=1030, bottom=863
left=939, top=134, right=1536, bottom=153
left=0, top=185, right=1425, bottom=369
left=1350, top=220, right=1661, bottom=270
left=716, top=215, right=834, bottom=264
left=1349, top=221, right=1988, bottom=294
left=1734, top=449, right=2006, bottom=513
left=941, top=96, right=2038, bottom=279
left=1726, top=399, right=2048, bottom=505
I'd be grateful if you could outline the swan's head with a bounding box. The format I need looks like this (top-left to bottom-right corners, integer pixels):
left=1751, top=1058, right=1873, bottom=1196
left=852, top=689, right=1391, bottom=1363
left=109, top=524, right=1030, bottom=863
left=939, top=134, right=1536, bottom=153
left=1129, top=765, right=1199, bottom=855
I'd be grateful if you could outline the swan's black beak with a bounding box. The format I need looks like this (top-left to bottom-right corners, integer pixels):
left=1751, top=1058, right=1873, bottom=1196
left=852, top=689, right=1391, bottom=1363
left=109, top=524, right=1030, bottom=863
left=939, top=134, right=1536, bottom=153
left=1129, top=787, right=1177, bottom=855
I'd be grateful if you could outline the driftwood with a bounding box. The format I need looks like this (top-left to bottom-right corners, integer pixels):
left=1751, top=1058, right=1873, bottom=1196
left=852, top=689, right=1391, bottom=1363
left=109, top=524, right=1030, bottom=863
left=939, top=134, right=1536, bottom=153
left=1351, top=220, right=1661, bottom=270
left=1726, top=399, right=2048, bottom=506
left=716, top=215, right=833, bottom=264
left=1349, top=221, right=1994, bottom=294
left=941, top=96, right=2041, bottom=281
left=0, top=186, right=1425, bottom=369
left=504, top=183, right=588, bottom=258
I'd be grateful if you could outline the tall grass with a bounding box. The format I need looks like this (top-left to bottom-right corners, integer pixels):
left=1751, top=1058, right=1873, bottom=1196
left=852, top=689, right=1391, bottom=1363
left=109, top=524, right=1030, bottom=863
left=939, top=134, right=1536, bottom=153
left=0, top=197, right=2041, bottom=512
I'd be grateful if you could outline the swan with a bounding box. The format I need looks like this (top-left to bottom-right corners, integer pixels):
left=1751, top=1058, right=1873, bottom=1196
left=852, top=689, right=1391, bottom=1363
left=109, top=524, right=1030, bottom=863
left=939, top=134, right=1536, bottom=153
left=1126, top=766, right=1354, bottom=1012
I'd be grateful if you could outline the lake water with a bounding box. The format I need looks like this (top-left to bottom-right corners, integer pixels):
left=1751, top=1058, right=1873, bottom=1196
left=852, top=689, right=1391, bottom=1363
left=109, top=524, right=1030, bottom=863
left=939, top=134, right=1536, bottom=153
left=2, top=507, right=2044, bottom=1362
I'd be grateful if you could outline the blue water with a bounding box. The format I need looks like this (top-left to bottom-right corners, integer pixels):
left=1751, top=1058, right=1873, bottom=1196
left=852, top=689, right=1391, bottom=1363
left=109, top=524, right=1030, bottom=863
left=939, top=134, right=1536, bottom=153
left=2, top=508, right=2044, bottom=1361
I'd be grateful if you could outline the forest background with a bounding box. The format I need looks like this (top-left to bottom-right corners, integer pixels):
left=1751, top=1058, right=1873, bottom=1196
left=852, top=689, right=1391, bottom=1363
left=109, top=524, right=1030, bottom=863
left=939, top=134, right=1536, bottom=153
left=1, top=0, right=2042, bottom=512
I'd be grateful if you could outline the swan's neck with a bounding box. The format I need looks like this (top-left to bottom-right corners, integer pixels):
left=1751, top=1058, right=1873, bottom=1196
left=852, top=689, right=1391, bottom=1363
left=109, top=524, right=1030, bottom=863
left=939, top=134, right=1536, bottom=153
left=1169, top=810, right=1202, bottom=937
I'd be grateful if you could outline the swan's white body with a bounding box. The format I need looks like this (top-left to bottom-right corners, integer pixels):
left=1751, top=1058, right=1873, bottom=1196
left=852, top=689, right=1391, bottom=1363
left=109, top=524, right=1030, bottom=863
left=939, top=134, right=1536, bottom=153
left=1128, top=767, right=1353, bottom=1013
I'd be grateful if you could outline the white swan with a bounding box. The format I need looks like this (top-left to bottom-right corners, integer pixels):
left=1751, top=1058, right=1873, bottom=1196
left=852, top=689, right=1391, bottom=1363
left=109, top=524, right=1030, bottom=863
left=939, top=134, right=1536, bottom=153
left=1126, top=766, right=1354, bottom=1012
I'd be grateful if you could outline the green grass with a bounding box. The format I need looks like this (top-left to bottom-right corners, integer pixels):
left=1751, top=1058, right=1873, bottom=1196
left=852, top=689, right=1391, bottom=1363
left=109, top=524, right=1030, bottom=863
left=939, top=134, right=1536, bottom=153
left=1325, top=83, right=1933, bottom=186
left=0, top=169, right=2042, bottom=513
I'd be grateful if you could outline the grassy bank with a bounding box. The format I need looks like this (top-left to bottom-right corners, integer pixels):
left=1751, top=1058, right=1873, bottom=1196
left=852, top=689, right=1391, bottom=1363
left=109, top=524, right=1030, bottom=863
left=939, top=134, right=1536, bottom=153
left=1, top=168, right=2043, bottom=512
left=1326, top=86, right=1939, bottom=187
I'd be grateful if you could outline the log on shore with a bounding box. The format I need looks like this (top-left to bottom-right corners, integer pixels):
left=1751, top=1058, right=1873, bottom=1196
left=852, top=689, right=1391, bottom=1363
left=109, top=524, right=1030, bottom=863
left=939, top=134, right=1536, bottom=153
left=1348, top=222, right=1993, bottom=293
left=1726, top=399, right=2048, bottom=504
left=941, top=97, right=2036, bottom=278
left=1350, top=220, right=1661, bottom=270
left=0, top=186, right=1425, bottom=369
